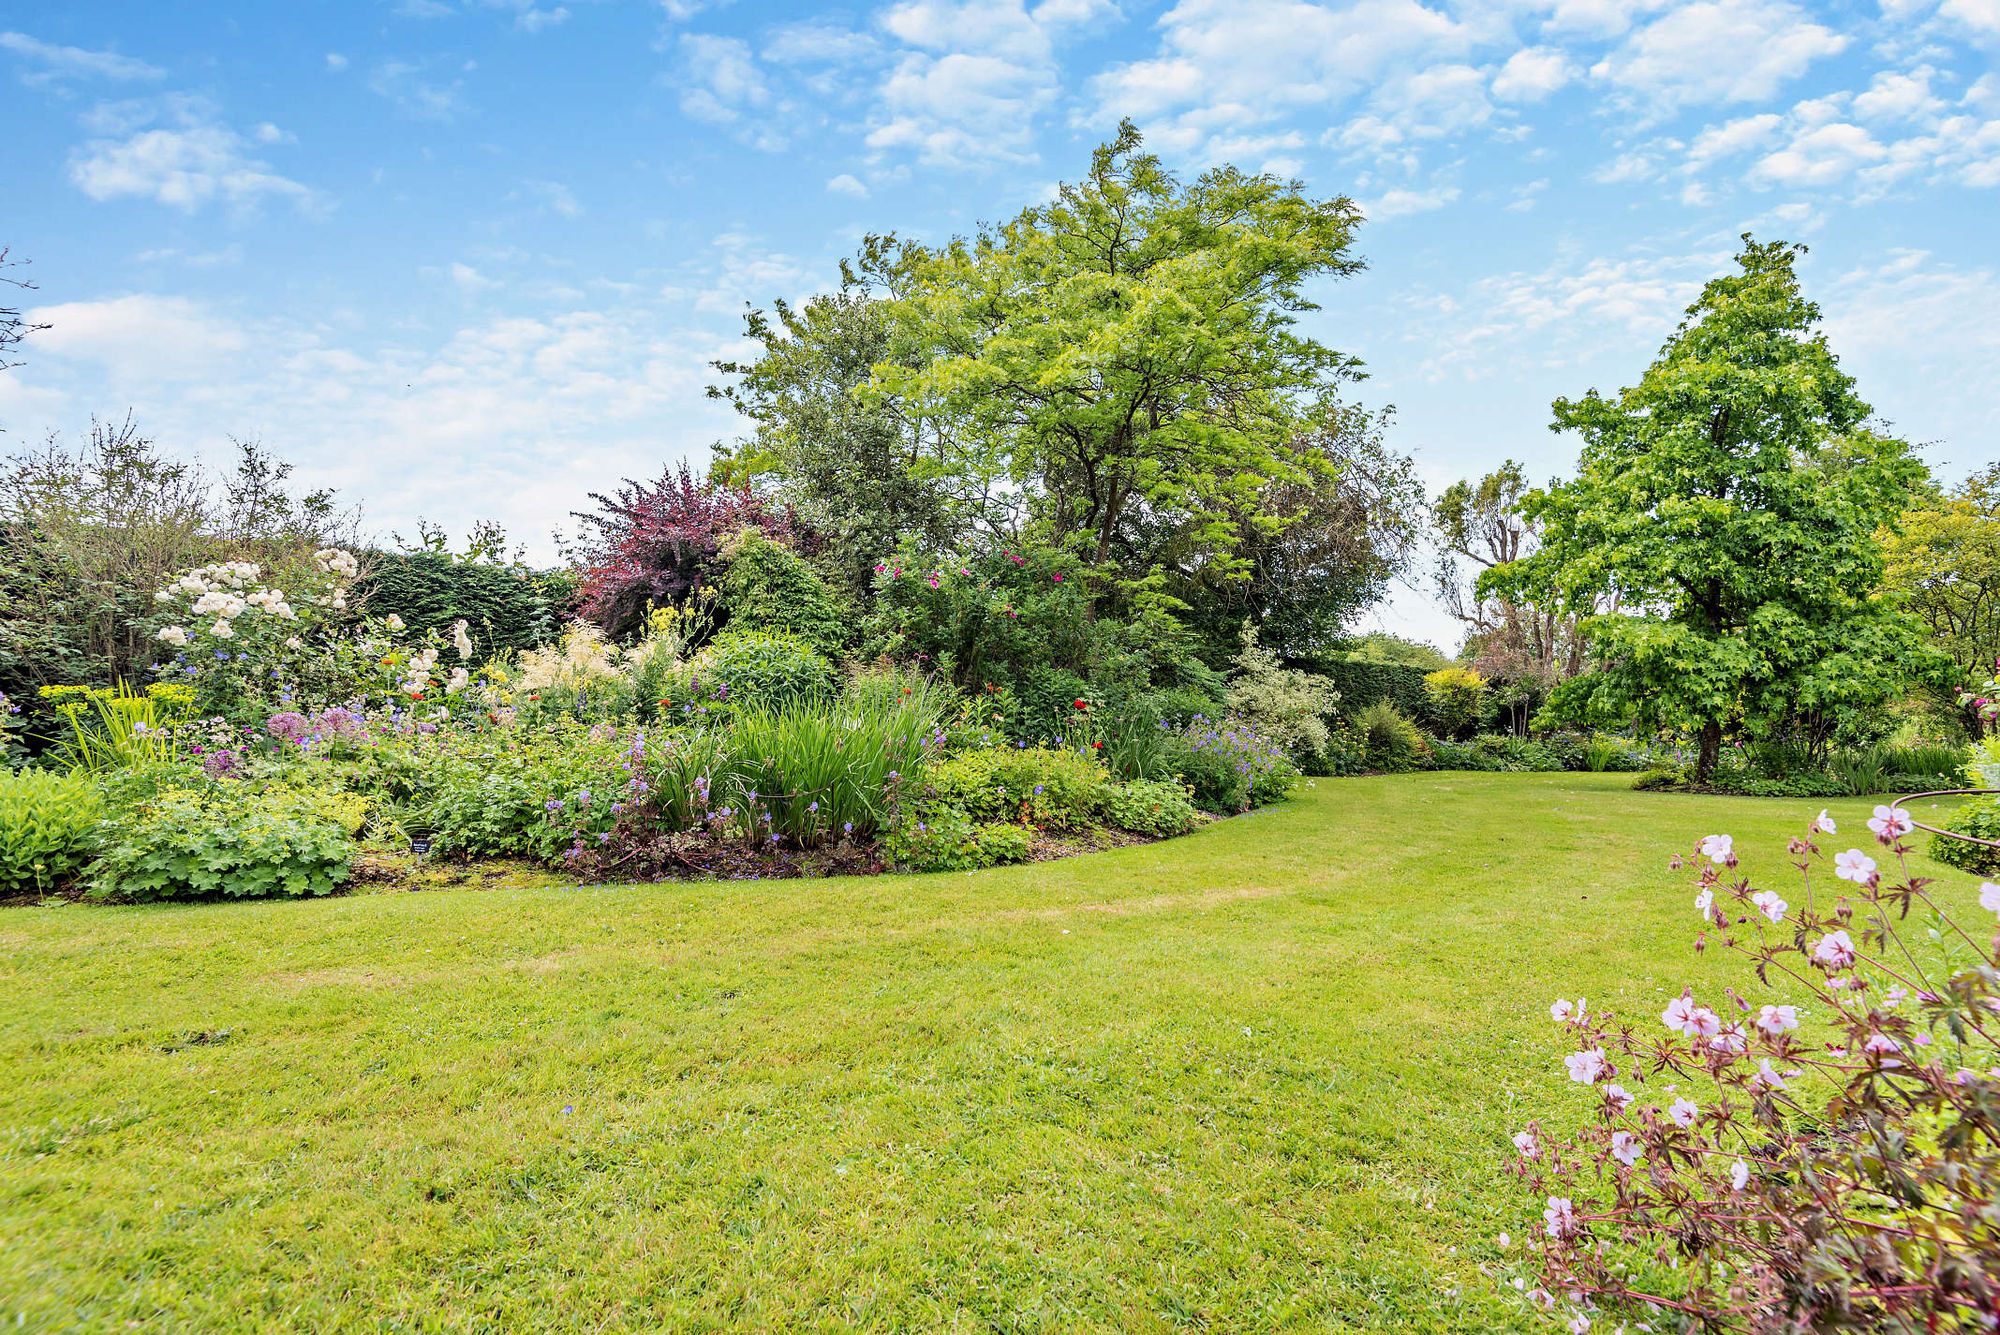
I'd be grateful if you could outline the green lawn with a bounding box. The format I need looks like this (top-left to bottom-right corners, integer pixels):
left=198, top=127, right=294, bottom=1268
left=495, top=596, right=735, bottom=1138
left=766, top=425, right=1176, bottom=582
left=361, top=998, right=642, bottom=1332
left=0, top=774, right=1975, bottom=1332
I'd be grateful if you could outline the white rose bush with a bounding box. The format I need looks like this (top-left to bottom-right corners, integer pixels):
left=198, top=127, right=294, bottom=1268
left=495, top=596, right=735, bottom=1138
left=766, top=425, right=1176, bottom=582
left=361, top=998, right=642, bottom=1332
left=1509, top=804, right=2000, bottom=1332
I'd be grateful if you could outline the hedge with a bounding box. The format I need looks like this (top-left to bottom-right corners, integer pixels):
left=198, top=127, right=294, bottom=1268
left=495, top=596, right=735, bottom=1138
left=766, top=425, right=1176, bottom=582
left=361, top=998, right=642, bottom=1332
left=1308, top=657, right=1433, bottom=722
left=357, top=552, right=576, bottom=657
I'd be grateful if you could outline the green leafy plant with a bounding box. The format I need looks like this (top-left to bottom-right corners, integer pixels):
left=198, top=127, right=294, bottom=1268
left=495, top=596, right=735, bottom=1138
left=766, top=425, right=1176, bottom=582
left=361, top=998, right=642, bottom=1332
left=884, top=806, right=1032, bottom=873
left=40, top=683, right=190, bottom=772
left=0, top=769, right=103, bottom=895
left=1354, top=700, right=1424, bottom=772
left=89, top=784, right=358, bottom=901
left=1101, top=779, right=1201, bottom=837
left=696, top=630, right=838, bottom=714
left=1420, top=666, right=1487, bottom=740
left=1930, top=796, right=2000, bottom=875
left=926, top=747, right=1110, bottom=830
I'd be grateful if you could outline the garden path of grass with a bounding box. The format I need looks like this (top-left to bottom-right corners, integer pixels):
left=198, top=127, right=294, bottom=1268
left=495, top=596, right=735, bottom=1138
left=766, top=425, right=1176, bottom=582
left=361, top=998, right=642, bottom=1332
left=0, top=774, right=1976, bottom=1332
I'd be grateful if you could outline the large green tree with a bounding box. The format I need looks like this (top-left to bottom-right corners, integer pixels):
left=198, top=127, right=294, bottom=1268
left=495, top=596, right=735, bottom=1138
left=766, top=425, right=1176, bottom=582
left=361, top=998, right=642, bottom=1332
left=1484, top=237, right=1943, bottom=779
left=864, top=120, right=1367, bottom=615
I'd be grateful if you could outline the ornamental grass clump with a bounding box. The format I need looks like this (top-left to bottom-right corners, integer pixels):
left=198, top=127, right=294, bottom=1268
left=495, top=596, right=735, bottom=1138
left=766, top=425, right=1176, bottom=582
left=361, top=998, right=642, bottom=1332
left=1507, top=804, right=2000, bottom=1333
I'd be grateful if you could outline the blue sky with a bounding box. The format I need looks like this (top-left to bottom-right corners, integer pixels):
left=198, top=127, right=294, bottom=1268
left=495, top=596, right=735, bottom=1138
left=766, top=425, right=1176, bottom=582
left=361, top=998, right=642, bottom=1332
left=2, top=0, right=1995, bottom=648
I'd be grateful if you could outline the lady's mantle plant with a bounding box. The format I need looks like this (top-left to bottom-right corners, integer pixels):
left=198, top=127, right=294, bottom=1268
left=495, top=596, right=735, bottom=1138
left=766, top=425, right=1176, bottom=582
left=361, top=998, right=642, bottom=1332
left=1511, top=806, right=1999, bottom=1332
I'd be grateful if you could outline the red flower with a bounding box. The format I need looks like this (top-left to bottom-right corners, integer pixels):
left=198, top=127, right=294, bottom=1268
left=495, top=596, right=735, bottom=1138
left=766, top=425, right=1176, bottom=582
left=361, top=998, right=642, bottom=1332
left=1073, top=699, right=1088, bottom=710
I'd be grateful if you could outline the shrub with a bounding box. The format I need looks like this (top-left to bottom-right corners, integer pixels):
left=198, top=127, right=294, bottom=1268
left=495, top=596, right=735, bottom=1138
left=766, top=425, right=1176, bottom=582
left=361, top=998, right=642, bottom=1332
left=1629, top=765, right=1686, bottom=791
left=1225, top=625, right=1339, bottom=766
left=510, top=622, right=632, bottom=721
left=1354, top=700, right=1423, bottom=772
left=716, top=529, right=848, bottom=657
left=0, top=769, right=102, bottom=894
left=1508, top=808, right=2000, bottom=1332
left=884, top=806, right=1032, bottom=872
left=927, top=746, right=1110, bottom=830
left=1167, top=716, right=1300, bottom=812
left=1930, top=795, right=2000, bottom=875
left=416, top=727, right=624, bottom=863
left=1101, top=779, right=1200, bottom=837
left=89, top=784, right=357, bottom=900
left=696, top=631, right=838, bottom=713
left=1312, top=656, right=1431, bottom=722
left=1421, top=666, right=1487, bottom=740
left=357, top=549, right=570, bottom=656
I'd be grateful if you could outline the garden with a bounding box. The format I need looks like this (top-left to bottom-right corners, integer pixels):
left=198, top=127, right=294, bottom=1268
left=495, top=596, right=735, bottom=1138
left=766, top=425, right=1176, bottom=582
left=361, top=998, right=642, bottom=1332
left=4, top=127, right=2000, bottom=1331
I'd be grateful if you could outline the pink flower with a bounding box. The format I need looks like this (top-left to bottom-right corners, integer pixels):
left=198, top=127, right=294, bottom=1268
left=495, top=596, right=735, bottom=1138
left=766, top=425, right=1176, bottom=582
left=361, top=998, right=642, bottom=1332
left=1663, top=994, right=1720, bottom=1038
left=1862, top=1032, right=1901, bottom=1057
left=1543, top=1196, right=1578, bottom=1238
left=1731, top=1159, right=1751, bottom=1191
left=1755, top=1004, right=1799, bottom=1035
left=1565, top=1048, right=1609, bottom=1084
left=1749, top=889, right=1787, bottom=923
left=1604, top=1083, right=1633, bottom=1111
left=1668, top=1096, right=1699, bottom=1128
left=1833, top=849, right=1877, bottom=884
left=1549, top=998, right=1584, bottom=1023
left=1513, top=1130, right=1538, bottom=1158
left=1751, top=1058, right=1788, bottom=1091
left=1711, top=1023, right=1748, bottom=1055
left=1813, top=930, right=1856, bottom=970
left=1981, top=882, right=2000, bottom=916
left=1866, top=804, right=1912, bottom=840
left=1051, top=572, right=1063, bottom=582
left=1814, top=809, right=1837, bottom=834
left=1610, top=1130, right=1642, bottom=1166
left=1694, top=888, right=1714, bottom=915
left=1698, top=833, right=1734, bottom=864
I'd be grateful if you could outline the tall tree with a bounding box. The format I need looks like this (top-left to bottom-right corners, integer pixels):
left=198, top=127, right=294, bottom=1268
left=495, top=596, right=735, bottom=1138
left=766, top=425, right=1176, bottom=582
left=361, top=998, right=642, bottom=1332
left=865, top=120, right=1366, bottom=612
left=708, top=284, right=963, bottom=602
left=1433, top=460, right=1591, bottom=727
left=1484, top=236, right=1944, bottom=780
left=1882, top=464, right=2000, bottom=731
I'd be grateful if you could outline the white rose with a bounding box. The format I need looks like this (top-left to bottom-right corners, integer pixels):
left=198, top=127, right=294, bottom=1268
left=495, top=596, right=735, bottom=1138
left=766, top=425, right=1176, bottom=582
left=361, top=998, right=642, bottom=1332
left=156, top=626, right=189, bottom=646
left=210, top=619, right=236, bottom=639
left=385, top=614, right=405, bottom=633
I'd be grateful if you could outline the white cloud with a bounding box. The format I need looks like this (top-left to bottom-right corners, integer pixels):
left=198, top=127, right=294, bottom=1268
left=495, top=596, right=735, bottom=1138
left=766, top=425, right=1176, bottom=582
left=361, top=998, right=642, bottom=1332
left=521, top=178, right=583, bottom=217
left=1938, top=0, right=2000, bottom=35
left=1361, top=183, right=1461, bottom=219
left=0, top=30, right=162, bottom=85
left=1492, top=46, right=1573, bottom=102
left=368, top=59, right=465, bottom=120
left=1686, top=112, right=1783, bottom=166
left=1090, top=0, right=1479, bottom=160
left=676, top=33, right=787, bottom=150
left=1590, top=0, right=1846, bottom=112
left=25, top=294, right=245, bottom=378
left=68, top=98, right=315, bottom=213
left=325, top=52, right=349, bottom=72
left=1752, top=121, right=1887, bottom=187
left=1852, top=67, right=1943, bottom=122
left=825, top=172, right=870, bottom=197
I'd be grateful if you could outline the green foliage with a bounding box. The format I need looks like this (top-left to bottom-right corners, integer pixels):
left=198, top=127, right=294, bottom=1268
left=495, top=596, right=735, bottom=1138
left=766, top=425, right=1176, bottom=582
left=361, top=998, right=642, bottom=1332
left=357, top=547, right=571, bottom=658
left=1931, top=797, right=2000, bottom=875
left=89, top=783, right=357, bottom=901
left=1631, top=765, right=1689, bottom=791
left=1339, top=633, right=1450, bottom=670
left=415, top=727, right=624, bottom=863
left=1427, top=733, right=1563, bottom=773
left=715, top=530, right=849, bottom=658
left=39, top=683, right=190, bottom=772
left=925, top=747, right=1110, bottom=830
left=1224, top=625, right=1339, bottom=766
left=1101, top=779, right=1201, bottom=837
left=1165, top=717, right=1301, bottom=812
left=1882, top=464, right=2000, bottom=726
left=696, top=631, right=838, bottom=714
left=883, top=806, right=1032, bottom=873
left=1421, top=667, right=1488, bottom=741
left=0, top=768, right=102, bottom=894
left=1354, top=701, right=1424, bottom=772
left=1312, top=657, right=1432, bottom=723
left=865, top=120, right=1366, bottom=618
left=727, top=694, right=943, bottom=845
left=1484, top=237, right=1950, bottom=778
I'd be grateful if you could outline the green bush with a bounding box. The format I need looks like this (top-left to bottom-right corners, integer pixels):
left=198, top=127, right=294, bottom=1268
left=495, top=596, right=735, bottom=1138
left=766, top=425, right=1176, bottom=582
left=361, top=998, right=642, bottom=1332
left=1165, top=717, right=1301, bottom=812
left=697, top=631, right=838, bottom=713
left=716, top=531, right=849, bottom=658
left=0, top=769, right=103, bottom=894
left=416, top=727, right=624, bottom=862
left=1930, top=797, right=2000, bottom=876
left=1225, top=626, right=1339, bottom=767
left=1421, top=667, right=1487, bottom=741
left=1631, top=766, right=1687, bottom=791
left=885, top=806, right=1033, bottom=872
left=89, top=784, right=358, bottom=901
left=926, top=747, right=1110, bottom=829
left=358, top=550, right=571, bottom=657
left=1355, top=701, right=1424, bottom=772
left=1313, top=657, right=1431, bottom=722
left=1101, top=779, right=1200, bottom=837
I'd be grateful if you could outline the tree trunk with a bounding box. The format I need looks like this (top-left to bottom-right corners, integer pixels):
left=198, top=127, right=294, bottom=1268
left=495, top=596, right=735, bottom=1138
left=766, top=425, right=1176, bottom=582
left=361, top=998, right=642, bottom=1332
left=1696, top=721, right=1722, bottom=783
